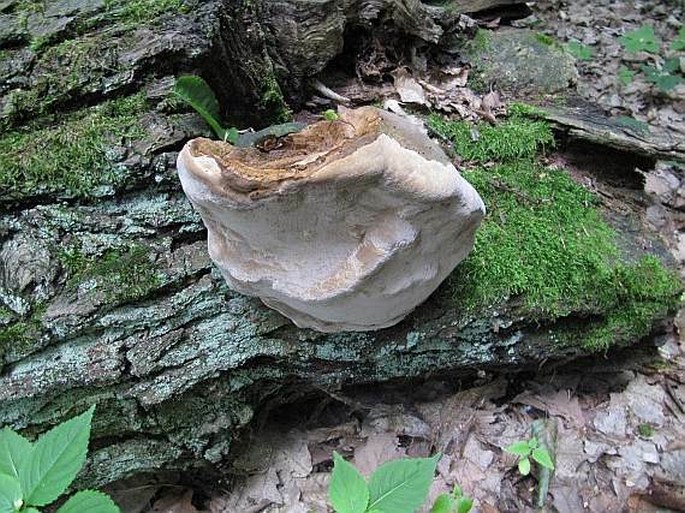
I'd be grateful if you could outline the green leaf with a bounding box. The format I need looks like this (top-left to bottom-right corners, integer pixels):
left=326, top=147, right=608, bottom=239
left=56, top=490, right=120, bottom=513
left=367, top=454, right=440, bottom=513
left=0, top=473, right=22, bottom=513
left=664, top=57, right=681, bottom=74
left=456, top=497, right=474, bottom=513
left=527, top=438, right=538, bottom=449
left=430, top=493, right=453, bottom=513
left=0, top=429, right=32, bottom=480
left=531, top=448, right=555, bottom=470
left=566, top=41, right=593, bottom=61
left=24, top=509, right=41, bottom=513
left=518, top=457, right=531, bottom=476
left=329, top=453, right=369, bottom=513
left=618, top=66, right=634, bottom=86
left=173, top=75, right=232, bottom=141
left=504, top=441, right=531, bottom=457
left=323, top=109, right=339, bottom=121
left=671, top=27, right=685, bottom=52
left=20, top=406, right=95, bottom=507
left=619, top=25, right=660, bottom=53
left=641, top=64, right=682, bottom=91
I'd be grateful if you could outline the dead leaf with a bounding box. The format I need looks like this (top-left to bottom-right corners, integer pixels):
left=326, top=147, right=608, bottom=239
left=392, top=68, right=427, bottom=105
left=353, top=432, right=404, bottom=477
left=151, top=489, right=198, bottom=513
left=512, top=389, right=585, bottom=428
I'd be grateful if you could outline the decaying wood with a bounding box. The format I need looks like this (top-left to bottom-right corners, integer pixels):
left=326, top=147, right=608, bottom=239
left=541, top=105, right=685, bottom=163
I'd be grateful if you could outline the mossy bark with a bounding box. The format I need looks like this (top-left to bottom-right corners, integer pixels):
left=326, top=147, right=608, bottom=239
left=0, top=0, right=681, bottom=489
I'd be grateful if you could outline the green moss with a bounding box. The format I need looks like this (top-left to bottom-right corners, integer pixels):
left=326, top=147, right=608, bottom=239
left=259, top=74, right=292, bottom=123
left=2, top=35, right=130, bottom=127
left=103, top=0, right=187, bottom=25
left=433, top=112, right=682, bottom=352
left=0, top=93, right=146, bottom=199
left=0, top=304, right=46, bottom=364
left=472, top=29, right=491, bottom=52
left=534, top=32, right=557, bottom=47
left=427, top=112, right=554, bottom=161
left=61, top=244, right=162, bottom=304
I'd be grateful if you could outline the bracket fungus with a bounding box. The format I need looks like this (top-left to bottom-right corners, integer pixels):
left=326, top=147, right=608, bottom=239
left=177, top=107, right=485, bottom=332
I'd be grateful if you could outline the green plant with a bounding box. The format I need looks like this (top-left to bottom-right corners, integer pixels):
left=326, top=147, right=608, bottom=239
left=671, top=27, right=685, bottom=52
left=618, top=66, right=635, bottom=86
left=505, top=437, right=554, bottom=476
left=323, top=109, right=339, bottom=121
left=637, top=423, right=654, bottom=438
left=0, top=406, right=121, bottom=512
left=431, top=485, right=473, bottom=513
left=173, top=75, right=238, bottom=143
left=641, top=57, right=683, bottom=91
left=616, top=25, right=684, bottom=93
left=619, top=25, right=660, bottom=53
left=329, top=452, right=440, bottom=513
left=566, top=41, right=593, bottom=61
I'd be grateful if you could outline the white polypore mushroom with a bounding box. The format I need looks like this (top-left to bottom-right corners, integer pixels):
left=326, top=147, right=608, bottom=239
left=177, top=107, right=485, bottom=332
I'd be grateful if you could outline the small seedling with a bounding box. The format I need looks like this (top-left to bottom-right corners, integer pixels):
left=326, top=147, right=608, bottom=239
left=0, top=406, right=121, bottom=512
left=618, top=66, right=635, bottom=86
left=671, top=26, right=685, bottom=52
left=323, top=109, right=340, bottom=121
left=619, top=25, right=660, bottom=54
left=641, top=58, right=683, bottom=91
left=505, top=436, right=555, bottom=476
left=637, top=423, right=654, bottom=438
left=431, top=485, right=473, bottom=513
left=173, top=75, right=239, bottom=143
left=329, top=452, right=440, bottom=513
left=566, top=41, right=593, bottom=61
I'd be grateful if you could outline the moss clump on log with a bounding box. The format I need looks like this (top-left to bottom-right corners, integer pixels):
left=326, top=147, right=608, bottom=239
left=60, top=243, right=163, bottom=305
left=429, top=110, right=682, bottom=351
left=0, top=93, right=147, bottom=200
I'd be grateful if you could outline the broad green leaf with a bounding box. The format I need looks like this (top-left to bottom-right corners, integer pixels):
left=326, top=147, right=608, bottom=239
left=56, top=490, right=121, bottom=513
left=518, top=457, right=531, bottom=476
left=618, top=66, right=634, bottom=86
left=0, top=473, right=22, bottom=513
left=456, top=497, right=474, bottom=513
left=367, top=454, right=440, bottom=513
left=619, top=26, right=660, bottom=53
left=0, top=428, right=32, bottom=479
left=173, top=75, right=231, bottom=142
left=24, top=509, right=41, bottom=513
left=527, top=438, right=538, bottom=449
left=430, top=493, right=452, bottom=513
left=20, top=406, right=95, bottom=506
left=531, top=448, right=555, bottom=470
left=641, top=64, right=682, bottom=91
left=671, top=27, right=685, bottom=51
left=504, top=441, right=530, bottom=457
left=329, top=452, right=368, bottom=513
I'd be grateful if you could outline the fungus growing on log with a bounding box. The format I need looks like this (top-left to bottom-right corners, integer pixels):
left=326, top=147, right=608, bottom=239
left=177, top=107, right=485, bottom=332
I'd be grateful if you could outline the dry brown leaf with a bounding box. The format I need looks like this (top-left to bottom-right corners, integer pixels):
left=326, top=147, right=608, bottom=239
left=353, top=432, right=404, bottom=477
left=151, top=489, right=198, bottom=513
left=512, top=389, right=585, bottom=428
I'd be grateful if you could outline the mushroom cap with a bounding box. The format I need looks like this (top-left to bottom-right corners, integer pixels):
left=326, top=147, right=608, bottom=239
left=177, top=107, right=485, bottom=332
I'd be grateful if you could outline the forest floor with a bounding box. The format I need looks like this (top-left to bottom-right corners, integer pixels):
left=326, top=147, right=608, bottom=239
left=118, top=1, right=685, bottom=512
